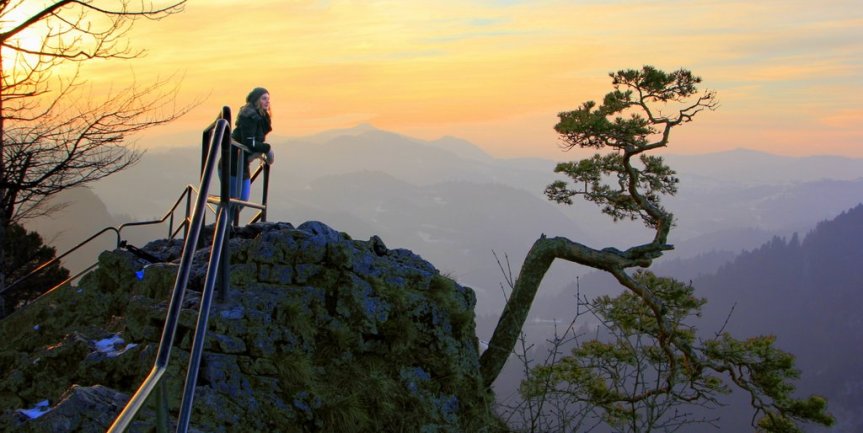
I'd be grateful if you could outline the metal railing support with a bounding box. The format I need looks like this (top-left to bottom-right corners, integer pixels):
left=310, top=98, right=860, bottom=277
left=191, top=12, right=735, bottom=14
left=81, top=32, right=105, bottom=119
left=107, top=117, right=230, bottom=433
left=0, top=227, right=120, bottom=297
left=217, top=122, right=234, bottom=306
left=247, top=159, right=270, bottom=224
left=2, top=102, right=274, bottom=429
left=7, top=104, right=275, bottom=432
left=176, top=205, right=230, bottom=433
left=231, top=142, right=244, bottom=228
left=261, top=163, right=270, bottom=223
left=156, top=381, right=169, bottom=433
left=1, top=182, right=196, bottom=304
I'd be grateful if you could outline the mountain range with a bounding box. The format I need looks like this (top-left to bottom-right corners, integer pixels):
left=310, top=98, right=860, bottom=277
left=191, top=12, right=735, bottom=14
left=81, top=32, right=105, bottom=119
left=693, top=204, right=863, bottom=432
left=28, top=125, right=863, bottom=317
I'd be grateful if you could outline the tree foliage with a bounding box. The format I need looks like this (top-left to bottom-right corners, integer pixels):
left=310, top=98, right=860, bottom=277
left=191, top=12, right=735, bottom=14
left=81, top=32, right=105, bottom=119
left=521, top=272, right=832, bottom=432
left=1, top=222, right=69, bottom=316
left=480, top=66, right=833, bottom=432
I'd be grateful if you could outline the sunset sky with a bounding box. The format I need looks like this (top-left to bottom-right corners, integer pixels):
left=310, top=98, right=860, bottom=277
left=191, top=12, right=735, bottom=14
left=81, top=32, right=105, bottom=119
left=25, top=0, right=863, bottom=159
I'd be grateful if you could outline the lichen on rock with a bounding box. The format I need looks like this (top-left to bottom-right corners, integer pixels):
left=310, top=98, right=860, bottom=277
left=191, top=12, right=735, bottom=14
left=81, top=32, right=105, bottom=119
left=0, top=221, right=505, bottom=432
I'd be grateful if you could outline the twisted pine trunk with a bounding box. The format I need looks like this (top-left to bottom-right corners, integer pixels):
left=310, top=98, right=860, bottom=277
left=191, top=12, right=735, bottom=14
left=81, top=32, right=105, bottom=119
left=478, top=234, right=671, bottom=388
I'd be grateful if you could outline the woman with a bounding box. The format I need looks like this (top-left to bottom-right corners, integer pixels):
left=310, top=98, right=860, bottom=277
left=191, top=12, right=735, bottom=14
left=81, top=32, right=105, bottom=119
left=229, top=87, right=274, bottom=201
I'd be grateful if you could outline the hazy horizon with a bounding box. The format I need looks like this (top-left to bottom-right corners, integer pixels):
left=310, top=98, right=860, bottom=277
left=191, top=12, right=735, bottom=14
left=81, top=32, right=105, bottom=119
left=137, top=121, right=863, bottom=162
left=30, top=124, right=863, bottom=321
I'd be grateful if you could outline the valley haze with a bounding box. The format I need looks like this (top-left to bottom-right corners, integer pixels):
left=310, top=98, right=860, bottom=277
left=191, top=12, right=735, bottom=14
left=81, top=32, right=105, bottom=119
left=31, top=125, right=863, bottom=317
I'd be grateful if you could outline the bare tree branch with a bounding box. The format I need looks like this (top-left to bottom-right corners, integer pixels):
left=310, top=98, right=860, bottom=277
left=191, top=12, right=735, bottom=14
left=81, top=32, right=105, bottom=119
left=0, top=0, right=190, bottom=305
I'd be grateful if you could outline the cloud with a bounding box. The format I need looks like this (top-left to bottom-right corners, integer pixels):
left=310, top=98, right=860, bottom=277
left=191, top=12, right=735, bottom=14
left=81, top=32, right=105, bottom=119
left=469, top=18, right=506, bottom=26
left=70, top=0, right=863, bottom=158
left=820, top=110, right=863, bottom=129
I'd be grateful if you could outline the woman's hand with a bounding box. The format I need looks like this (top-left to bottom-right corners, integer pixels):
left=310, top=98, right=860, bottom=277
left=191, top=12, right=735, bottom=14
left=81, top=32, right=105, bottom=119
left=265, top=150, right=275, bottom=165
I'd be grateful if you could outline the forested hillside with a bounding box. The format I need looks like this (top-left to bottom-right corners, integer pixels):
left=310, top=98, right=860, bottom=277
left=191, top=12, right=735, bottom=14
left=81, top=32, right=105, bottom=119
left=695, top=203, right=863, bottom=431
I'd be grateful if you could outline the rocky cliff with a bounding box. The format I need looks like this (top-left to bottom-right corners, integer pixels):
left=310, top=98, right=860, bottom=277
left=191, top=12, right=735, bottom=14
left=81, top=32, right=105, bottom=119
left=0, top=221, right=504, bottom=432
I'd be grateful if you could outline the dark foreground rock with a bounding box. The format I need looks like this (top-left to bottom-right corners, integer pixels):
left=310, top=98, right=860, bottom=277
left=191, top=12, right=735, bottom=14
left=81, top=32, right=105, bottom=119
left=0, top=221, right=505, bottom=432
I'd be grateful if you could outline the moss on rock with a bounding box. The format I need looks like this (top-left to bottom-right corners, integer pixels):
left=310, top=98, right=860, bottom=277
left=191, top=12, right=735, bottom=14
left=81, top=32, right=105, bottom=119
left=0, top=221, right=506, bottom=432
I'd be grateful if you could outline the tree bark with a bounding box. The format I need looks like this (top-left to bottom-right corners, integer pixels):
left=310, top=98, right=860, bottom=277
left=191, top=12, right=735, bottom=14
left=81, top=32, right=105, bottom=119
left=0, top=48, right=7, bottom=303
left=479, top=234, right=670, bottom=387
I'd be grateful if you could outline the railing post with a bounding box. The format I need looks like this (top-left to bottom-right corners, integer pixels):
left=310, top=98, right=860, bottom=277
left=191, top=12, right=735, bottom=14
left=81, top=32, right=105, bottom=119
left=184, top=186, right=192, bottom=240
left=199, top=134, right=208, bottom=235
left=156, top=381, right=169, bottom=433
left=200, top=131, right=208, bottom=178
left=176, top=107, right=232, bottom=431
left=261, top=163, right=270, bottom=223
left=219, top=117, right=233, bottom=304
left=232, top=145, right=243, bottom=228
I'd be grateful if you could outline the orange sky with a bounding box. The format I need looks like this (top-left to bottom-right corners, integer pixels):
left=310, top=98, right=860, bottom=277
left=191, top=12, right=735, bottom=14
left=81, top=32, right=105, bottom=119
left=28, top=0, right=863, bottom=159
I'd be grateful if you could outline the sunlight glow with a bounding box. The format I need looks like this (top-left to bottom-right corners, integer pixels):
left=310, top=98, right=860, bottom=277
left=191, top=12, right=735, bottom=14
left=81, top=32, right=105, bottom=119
left=6, top=0, right=862, bottom=158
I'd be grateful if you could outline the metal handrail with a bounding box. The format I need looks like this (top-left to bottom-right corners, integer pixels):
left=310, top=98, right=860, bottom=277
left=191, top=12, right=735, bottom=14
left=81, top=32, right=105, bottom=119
left=108, top=113, right=233, bottom=433
left=248, top=161, right=270, bottom=224
left=0, top=226, right=120, bottom=297
left=205, top=196, right=266, bottom=210
left=0, top=102, right=274, bottom=430
left=222, top=138, right=271, bottom=227
left=0, top=185, right=195, bottom=300
left=176, top=204, right=231, bottom=432
left=2, top=104, right=274, bottom=431
left=189, top=185, right=218, bottom=218
left=110, top=105, right=272, bottom=433
left=117, top=185, right=195, bottom=240
left=0, top=263, right=100, bottom=322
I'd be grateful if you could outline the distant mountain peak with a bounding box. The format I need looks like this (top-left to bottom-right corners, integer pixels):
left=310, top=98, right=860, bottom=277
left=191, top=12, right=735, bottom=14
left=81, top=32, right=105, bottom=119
left=352, top=122, right=379, bottom=131
left=427, top=135, right=493, bottom=162
left=290, top=123, right=387, bottom=144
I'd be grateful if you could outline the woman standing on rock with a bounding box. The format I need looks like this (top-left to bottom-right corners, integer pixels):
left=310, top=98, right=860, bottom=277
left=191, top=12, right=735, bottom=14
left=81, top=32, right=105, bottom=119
left=228, top=87, right=275, bottom=201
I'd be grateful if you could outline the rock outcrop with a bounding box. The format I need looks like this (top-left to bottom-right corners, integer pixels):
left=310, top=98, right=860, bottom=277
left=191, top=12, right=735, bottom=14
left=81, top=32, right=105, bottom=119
left=0, top=221, right=504, bottom=432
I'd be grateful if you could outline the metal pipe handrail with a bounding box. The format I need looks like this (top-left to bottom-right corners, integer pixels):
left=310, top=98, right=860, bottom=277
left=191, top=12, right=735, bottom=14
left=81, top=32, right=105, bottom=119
left=0, top=226, right=120, bottom=296
left=117, top=185, right=195, bottom=239
left=175, top=107, right=237, bottom=433
left=7, top=104, right=274, bottom=431
left=112, top=104, right=275, bottom=432
left=108, top=116, right=231, bottom=433
left=225, top=139, right=270, bottom=226
left=205, top=196, right=267, bottom=210
left=1, top=185, right=195, bottom=298
left=3, top=102, right=273, bottom=429
left=0, top=262, right=100, bottom=322
left=249, top=162, right=264, bottom=183
left=176, top=204, right=231, bottom=432
left=189, top=185, right=218, bottom=216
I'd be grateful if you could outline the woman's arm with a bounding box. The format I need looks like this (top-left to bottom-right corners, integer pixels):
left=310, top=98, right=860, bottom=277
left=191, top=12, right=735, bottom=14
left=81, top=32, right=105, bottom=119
left=235, top=113, right=257, bottom=147
left=235, top=112, right=272, bottom=153
left=250, top=140, right=271, bottom=154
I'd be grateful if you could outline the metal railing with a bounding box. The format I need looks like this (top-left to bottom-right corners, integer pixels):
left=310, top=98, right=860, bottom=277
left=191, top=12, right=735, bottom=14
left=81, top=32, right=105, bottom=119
left=109, top=106, right=271, bottom=433
left=206, top=119, right=271, bottom=227
left=0, top=104, right=273, bottom=432
left=0, top=185, right=196, bottom=314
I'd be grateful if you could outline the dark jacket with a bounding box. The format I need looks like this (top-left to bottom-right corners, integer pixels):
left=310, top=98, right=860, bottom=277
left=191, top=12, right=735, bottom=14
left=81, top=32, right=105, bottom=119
left=229, top=106, right=272, bottom=178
